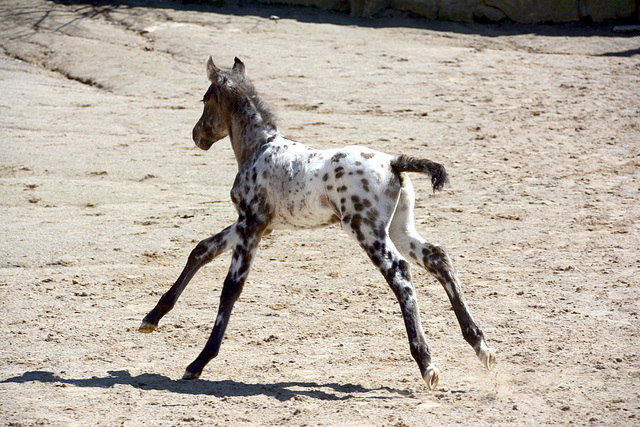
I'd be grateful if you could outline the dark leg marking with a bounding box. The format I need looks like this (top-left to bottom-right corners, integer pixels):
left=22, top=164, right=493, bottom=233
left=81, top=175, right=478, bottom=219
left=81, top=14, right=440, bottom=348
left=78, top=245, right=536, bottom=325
left=183, top=215, right=268, bottom=379
left=389, top=183, right=495, bottom=373
left=139, top=224, right=235, bottom=332
left=421, top=245, right=488, bottom=355
left=347, top=215, right=440, bottom=388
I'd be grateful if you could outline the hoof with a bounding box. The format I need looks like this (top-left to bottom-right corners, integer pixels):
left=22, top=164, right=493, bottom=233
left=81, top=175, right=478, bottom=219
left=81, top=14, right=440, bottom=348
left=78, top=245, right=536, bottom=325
left=138, top=321, right=157, bottom=333
left=478, top=345, right=496, bottom=370
left=182, top=370, right=201, bottom=380
left=422, top=364, right=440, bottom=390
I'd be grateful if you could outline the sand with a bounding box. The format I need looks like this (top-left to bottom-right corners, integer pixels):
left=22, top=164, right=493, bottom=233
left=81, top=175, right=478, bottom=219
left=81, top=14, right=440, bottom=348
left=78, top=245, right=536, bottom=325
left=1, top=1, right=639, bottom=425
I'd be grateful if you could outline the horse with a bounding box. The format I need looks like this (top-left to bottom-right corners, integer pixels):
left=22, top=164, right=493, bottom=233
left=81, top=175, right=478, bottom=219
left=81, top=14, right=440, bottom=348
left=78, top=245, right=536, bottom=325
left=139, top=57, right=496, bottom=389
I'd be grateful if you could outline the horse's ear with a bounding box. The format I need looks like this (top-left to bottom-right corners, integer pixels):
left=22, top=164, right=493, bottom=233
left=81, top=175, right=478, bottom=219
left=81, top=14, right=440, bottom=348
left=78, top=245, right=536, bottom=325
left=206, top=56, right=220, bottom=82
left=232, top=57, right=246, bottom=78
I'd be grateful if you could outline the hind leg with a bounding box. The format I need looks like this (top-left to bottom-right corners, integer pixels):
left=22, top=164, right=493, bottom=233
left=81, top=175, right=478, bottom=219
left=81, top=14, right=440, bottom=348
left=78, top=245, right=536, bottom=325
left=342, top=209, right=439, bottom=389
left=390, top=179, right=496, bottom=370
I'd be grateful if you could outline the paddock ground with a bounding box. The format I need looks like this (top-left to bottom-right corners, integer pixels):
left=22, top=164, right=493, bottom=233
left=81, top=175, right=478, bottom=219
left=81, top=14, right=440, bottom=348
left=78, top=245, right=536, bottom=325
left=1, top=1, right=639, bottom=425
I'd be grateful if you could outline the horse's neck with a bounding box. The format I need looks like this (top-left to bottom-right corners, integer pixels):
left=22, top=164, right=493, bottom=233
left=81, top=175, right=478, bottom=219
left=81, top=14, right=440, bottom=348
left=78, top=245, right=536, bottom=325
left=228, top=106, right=277, bottom=168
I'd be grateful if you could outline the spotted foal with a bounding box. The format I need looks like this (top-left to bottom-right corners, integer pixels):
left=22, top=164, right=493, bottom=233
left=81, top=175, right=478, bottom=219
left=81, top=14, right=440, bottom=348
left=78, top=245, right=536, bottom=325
left=139, top=57, right=495, bottom=389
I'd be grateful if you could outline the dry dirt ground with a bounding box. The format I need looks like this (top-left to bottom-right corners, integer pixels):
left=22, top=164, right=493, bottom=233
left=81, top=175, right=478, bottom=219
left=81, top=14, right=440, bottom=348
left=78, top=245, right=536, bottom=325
left=1, top=1, right=639, bottom=425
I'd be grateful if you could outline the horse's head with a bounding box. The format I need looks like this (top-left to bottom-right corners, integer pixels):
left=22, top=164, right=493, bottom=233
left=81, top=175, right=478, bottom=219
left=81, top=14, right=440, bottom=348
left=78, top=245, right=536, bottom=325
left=192, top=57, right=247, bottom=150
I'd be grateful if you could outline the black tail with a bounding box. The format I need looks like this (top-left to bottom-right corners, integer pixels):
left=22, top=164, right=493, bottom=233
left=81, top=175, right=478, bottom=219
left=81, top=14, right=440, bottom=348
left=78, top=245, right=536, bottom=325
left=391, top=154, right=450, bottom=192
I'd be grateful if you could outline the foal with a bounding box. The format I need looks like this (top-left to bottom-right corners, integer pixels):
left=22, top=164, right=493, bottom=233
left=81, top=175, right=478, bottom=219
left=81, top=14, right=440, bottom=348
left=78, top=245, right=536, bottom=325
left=139, top=57, right=495, bottom=389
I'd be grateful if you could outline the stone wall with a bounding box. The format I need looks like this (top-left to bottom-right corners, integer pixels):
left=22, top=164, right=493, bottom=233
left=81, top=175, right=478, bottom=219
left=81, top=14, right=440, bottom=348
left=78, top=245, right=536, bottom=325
left=257, top=0, right=639, bottom=23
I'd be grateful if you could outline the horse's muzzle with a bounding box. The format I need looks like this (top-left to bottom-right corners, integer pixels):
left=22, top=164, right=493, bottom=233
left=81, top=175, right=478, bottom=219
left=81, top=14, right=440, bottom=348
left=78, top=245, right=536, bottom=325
left=192, top=125, right=214, bottom=150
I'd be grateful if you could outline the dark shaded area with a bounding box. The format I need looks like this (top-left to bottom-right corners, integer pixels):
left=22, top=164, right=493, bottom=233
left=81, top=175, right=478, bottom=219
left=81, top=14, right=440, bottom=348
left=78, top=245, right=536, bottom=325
left=49, top=0, right=640, bottom=38
left=1, top=370, right=418, bottom=401
left=599, top=47, right=640, bottom=56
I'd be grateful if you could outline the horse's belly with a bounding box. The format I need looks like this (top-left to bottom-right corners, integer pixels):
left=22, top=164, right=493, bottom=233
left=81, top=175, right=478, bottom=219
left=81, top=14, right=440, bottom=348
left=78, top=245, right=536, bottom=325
left=269, top=195, right=339, bottom=230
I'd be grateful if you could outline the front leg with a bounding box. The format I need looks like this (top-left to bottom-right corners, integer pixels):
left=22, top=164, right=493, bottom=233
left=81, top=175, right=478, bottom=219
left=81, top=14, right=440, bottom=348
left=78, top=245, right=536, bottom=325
left=183, top=215, right=268, bottom=379
left=139, top=224, right=235, bottom=333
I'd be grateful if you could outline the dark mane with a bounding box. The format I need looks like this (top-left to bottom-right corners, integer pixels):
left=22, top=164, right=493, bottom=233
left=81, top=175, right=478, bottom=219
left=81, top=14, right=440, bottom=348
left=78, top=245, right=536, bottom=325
left=233, top=74, right=277, bottom=130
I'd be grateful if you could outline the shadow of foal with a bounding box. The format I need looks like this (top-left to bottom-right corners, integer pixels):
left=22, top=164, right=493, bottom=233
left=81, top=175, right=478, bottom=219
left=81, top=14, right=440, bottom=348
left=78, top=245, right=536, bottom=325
left=1, top=370, right=413, bottom=401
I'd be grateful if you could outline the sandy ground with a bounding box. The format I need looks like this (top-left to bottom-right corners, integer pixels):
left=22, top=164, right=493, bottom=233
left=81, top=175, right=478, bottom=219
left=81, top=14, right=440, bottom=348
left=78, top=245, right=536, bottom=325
left=1, top=1, right=639, bottom=425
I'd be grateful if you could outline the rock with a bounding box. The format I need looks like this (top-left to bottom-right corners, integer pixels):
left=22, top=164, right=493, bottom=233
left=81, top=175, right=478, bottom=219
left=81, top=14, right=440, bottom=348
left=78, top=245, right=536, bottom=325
left=256, top=0, right=638, bottom=22
left=364, top=0, right=479, bottom=21
left=482, top=0, right=579, bottom=23
left=260, top=0, right=350, bottom=13
left=437, top=0, right=479, bottom=22
left=350, top=0, right=392, bottom=18
left=584, top=0, right=637, bottom=22
left=473, top=3, right=507, bottom=22
left=389, top=0, right=438, bottom=19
